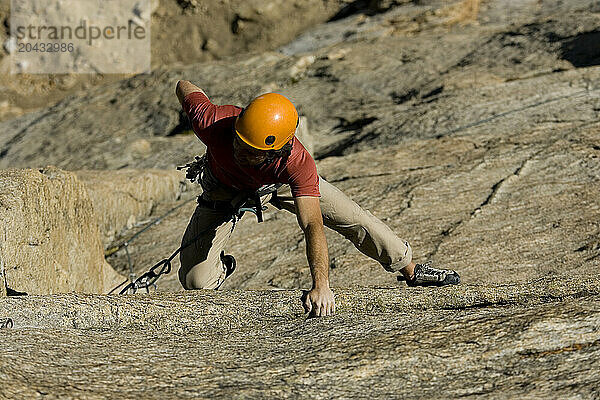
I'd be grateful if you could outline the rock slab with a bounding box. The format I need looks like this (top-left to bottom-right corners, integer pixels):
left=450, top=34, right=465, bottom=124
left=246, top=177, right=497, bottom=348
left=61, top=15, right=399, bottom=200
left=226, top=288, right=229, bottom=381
left=0, top=167, right=122, bottom=295
left=0, top=276, right=599, bottom=399
left=76, top=169, right=192, bottom=247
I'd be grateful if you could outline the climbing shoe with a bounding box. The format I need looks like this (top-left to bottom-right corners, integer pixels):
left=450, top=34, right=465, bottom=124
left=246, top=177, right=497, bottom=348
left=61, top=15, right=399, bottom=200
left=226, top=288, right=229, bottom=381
left=215, top=252, right=237, bottom=290
left=397, top=261, right=460, bottom=287
left=220, top=251, right=237, bottom=279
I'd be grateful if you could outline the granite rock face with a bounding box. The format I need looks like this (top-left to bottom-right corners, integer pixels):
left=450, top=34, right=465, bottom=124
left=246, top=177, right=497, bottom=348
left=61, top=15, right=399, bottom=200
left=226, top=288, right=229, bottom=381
left=0, top=0, right=599, bottom=397
left=1, top=0, right=598, bottom=169
left=2, top=0, right=596, bottom=293
left=0, top=0, right=350, bottom=121
left=75, top=169, right=192, bottom=247
left=1, top=277, right=599, bottom=398
left=0, top=167, right=199, bottom=295
left=0, top=167, right=122, bottom=295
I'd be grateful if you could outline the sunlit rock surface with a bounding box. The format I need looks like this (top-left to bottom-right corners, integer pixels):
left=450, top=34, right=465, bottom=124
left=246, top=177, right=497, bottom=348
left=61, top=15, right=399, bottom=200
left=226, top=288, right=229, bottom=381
left=0, top=0, right=599, bottom=397
left=0, top=167, right=122, bottom=295
left=1, top=277, right=599, bottom=398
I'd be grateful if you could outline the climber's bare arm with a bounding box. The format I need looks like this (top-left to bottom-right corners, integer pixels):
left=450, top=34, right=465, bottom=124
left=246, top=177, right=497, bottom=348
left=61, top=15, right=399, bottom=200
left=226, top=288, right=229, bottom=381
left=295, top=196, right=335, bottom=317
left=175, top=80, right=208, bottom=106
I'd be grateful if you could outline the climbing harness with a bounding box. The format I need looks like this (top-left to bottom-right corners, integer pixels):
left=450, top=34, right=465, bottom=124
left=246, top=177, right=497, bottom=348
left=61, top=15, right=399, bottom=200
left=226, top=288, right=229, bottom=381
left=178, top=154, right=281, bottom=223
left=109, top=156, right=282, bottom=295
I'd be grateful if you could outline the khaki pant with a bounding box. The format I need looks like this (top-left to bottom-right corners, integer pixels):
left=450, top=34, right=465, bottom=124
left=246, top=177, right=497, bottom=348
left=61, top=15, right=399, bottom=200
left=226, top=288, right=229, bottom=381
left=178, top=176, right=413, bottom=289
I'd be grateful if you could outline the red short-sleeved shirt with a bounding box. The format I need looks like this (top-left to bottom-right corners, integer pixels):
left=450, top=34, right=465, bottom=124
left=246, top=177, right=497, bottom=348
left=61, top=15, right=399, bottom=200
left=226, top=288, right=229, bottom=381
left=182, top=91, right=320, bottom=197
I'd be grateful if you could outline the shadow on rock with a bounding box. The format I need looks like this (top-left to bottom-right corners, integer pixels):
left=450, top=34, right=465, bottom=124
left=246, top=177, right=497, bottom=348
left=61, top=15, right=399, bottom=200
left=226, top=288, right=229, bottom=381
left=560, top=30, right=600, bottom=67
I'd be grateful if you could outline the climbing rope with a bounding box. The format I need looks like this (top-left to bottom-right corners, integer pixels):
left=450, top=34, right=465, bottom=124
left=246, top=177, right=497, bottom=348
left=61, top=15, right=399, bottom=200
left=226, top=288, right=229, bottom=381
left=112, top=213, right=234, bottom=295
left=107, top=154, right=281, bottom=295
left=105, top=195, right=197, bottom=293
left=105, top=157, right=215, bottom=291
left=108, top=185, right=279, bottom=295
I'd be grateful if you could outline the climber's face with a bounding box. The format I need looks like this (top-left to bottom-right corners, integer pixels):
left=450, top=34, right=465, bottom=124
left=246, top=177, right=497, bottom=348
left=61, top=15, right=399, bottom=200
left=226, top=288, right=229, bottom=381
left=233, top=133, right=268, bottom=167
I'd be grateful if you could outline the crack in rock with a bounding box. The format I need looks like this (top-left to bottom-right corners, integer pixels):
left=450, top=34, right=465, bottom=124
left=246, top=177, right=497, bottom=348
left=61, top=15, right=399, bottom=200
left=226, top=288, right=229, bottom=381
left=427, top=151, right=541, bottom=260
left=470, top=157, right=530, bottom=217
left=518, top=339, right=600, bottom=358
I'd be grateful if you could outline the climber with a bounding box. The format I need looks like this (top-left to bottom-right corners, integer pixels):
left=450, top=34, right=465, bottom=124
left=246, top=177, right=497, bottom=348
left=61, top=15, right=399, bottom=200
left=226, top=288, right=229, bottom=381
left=175, top=80, right=460, bottom=317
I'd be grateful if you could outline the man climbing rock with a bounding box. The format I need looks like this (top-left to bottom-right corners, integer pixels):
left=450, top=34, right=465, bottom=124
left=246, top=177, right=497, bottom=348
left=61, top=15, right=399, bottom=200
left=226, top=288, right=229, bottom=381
left=175, top=80, right=460, bottom=317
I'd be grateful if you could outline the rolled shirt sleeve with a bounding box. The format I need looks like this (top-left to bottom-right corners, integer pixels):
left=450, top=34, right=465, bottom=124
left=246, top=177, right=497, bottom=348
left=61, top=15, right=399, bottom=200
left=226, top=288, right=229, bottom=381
left=182, top=91, right=241, bottom=144
left=283, top=139, right=321, bottom=198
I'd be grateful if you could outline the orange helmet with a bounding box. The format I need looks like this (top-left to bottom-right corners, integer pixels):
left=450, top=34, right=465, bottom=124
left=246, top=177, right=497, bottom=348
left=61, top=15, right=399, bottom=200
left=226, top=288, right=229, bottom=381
left=235, top=93, right=299, bottom=150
